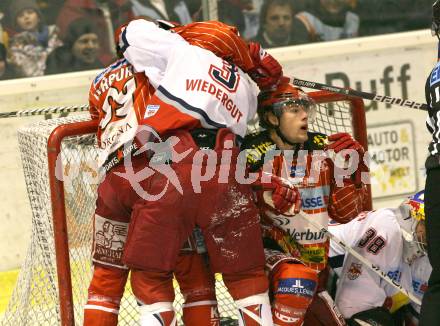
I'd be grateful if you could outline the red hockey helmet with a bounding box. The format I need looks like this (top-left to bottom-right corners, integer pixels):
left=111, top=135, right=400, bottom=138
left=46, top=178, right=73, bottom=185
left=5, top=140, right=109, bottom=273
left=257, top=79, right=316, bottom=128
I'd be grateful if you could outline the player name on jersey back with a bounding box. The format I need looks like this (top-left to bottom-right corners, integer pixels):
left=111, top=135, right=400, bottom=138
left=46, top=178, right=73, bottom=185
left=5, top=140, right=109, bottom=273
left=185, top=78, right=243, bottom=123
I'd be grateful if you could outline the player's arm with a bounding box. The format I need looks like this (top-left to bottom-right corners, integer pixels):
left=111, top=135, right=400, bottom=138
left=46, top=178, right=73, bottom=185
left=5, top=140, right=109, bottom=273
left=116, top=19, right=187, bottom=88
left=172, top=21, right=256, bottom=72
left=172, top=21, right=282, bottom=90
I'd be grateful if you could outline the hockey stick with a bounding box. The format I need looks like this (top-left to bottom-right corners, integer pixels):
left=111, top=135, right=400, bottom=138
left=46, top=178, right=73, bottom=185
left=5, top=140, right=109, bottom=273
left=0, top=104, right=89, bottom=118
left=262, top=173, right=421, bottom=305
left=298, top=211, right=422, bottom=306
left=292, top=78, right=428, bottom=111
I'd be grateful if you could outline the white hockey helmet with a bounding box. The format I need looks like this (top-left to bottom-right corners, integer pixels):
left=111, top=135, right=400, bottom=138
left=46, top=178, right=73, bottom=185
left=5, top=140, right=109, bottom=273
left=396, top=190, right=426, bottom=264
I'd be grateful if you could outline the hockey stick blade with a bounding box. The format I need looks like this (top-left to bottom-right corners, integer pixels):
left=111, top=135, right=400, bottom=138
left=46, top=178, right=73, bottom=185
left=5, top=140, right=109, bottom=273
left=292, top=78, right=428, bottom=111
left=0, top=104, right=89, bottom=119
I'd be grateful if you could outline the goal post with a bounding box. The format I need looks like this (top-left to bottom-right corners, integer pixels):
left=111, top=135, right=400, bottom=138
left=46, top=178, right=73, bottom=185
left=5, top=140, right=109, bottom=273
left=308, top=91, right=372, bottom=210
left=2, top=90, right=371, bottom=326
left=47, top=119, right=99, bottom=326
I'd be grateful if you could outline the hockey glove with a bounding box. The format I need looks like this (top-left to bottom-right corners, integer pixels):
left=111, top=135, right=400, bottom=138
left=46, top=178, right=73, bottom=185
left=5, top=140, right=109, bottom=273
left=327, top=132, right=363, bottom=153
left=328, top=182, right=366, bottom=223
left=255, top=173, right=301, bottom=214
left=326, top=132, right=368, bottom=186
left=248, top=42, right=283, bottom=90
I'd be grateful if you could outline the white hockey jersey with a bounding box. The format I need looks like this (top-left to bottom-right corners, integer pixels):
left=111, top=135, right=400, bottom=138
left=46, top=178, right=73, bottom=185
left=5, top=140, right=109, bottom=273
left=120, top=19, right=259, bottom=138
left=329, top=209, right=404, bottom=318
left=400, top=255, right=431, bottom=315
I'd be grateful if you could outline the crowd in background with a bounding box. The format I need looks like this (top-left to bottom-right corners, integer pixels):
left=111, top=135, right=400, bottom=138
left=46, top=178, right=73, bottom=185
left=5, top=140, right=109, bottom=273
left=0, top=0, right=432, bottom=81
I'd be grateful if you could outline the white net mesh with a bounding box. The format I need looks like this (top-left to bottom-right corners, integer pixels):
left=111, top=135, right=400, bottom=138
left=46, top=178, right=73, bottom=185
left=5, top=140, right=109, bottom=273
left=2, top=93, right=368, bottom=325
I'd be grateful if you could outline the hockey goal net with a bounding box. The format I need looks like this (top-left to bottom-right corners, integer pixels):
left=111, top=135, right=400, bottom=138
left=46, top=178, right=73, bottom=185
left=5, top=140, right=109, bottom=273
left=2, top=90, right=371, bottom=325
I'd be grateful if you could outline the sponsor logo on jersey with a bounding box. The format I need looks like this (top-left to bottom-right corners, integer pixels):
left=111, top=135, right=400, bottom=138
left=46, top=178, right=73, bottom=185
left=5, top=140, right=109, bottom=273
left=300, top=246, right=326, bottom=264
left=287, top=228, right=326, bottom=241
left=145, top=104, right=160, bottom=118
left=290, top=163, right=306, bottom=178
left=313, top=134, right=327, bottom=147
left=387, top=269, right=402, bottom=283
left=100, top=122, right=133, bottom=150
left=93, top=215, right=128, bottom=267
left=412, top=278, right=428, bottom=296
left=271, top=216, right=291, bottom=227
left=302, top=196, right=325, bottom=209
left=347, top=262, right=362, bottom=280
left=276, top=278, right=316, bottom=298
left=298, top=187, right=330, bottom=210
left=245, top=141, right=276, bottom=165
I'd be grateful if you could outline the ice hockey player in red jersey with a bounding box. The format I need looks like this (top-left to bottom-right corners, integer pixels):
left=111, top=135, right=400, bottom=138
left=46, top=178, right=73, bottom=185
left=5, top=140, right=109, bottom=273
left=85, top=18, right=286, bottom=326
left=241, top=79, right=369, bottom=325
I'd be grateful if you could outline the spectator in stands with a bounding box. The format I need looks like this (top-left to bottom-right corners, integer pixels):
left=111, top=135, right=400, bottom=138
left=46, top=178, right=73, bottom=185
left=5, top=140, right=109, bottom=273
left=0, top=43, right=12, bottom=80
left=56, top=0, right=133, bottom=66
left=252, top=0, right=309, bottom=48
left=7, top=0, right=62, bottom=77
left=357, top=0, right=431, bottom=36
left=129, top=0, right=192, bottom=24
left=45, top=18, right=102, bottom=75
left=185, top=0, right=202, bottom=21
left=218, top=0, right=253, bottom=38
left=295, top=0, right=359, bottom=42
left=35, top=0, right=64, bottom=25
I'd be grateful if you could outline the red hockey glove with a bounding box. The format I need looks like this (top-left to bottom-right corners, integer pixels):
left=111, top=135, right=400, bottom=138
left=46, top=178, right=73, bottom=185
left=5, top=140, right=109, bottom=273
left=255, top=173, right=301, bottom=214
left=326, top=132, right=364, bottom=153
left=248, top=42, right=283, bottom=90
left=326, top=132, right=368, bottom=186
left=328, top=182, right=366, bottom=223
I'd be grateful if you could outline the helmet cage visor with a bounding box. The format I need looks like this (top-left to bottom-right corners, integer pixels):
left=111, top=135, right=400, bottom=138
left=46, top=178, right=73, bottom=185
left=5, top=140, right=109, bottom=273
left=271, top=98, right=317, bottom=123
left=398, top=191, right=427, bottom=263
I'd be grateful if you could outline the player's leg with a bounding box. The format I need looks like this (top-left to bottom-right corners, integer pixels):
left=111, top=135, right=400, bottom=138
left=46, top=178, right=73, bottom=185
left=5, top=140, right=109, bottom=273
left=303, top=266, right=346, bottom=326
left=123, top=132, right=200, bottom=325
left=303, top=290, right=347, bottom=326
left=84, top=266, right=128, bottom=325
left=174, top=252, right=220, bottom=326
left=130, top=269, right=177, bottom=325
left=223, top=268, right=272, bottom=326
left=198, top=129, right=272, bottom=325
left=84, top=164, right=135, bottom=326
left=265, top=250, right=318, bottom=326
left=125, top=201, right=187, bottom=326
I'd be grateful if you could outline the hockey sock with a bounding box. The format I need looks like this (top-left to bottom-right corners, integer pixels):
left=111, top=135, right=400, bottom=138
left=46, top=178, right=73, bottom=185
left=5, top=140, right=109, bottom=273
left=235, top=292, right=273, bottom=325
left=83, top=303, right=119, bottom=326
left=138, top=302, right=177, bottom=326
left=84, top=266, right=128, bottom=326
left=182, top=300, right=220, bottom=325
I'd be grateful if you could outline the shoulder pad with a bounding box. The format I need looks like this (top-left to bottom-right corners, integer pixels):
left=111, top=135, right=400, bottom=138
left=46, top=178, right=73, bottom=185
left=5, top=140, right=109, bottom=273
left=241, top=131, right=276, bottom=172
left=304, top=131, right=328, bottom=150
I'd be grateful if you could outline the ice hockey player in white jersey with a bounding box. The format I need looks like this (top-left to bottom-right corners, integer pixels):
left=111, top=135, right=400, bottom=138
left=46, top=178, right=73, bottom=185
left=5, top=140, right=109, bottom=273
left=329, top=190, right=431, bottom=325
